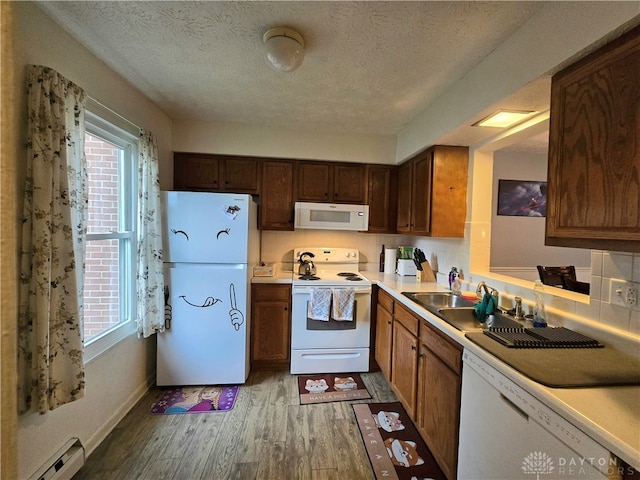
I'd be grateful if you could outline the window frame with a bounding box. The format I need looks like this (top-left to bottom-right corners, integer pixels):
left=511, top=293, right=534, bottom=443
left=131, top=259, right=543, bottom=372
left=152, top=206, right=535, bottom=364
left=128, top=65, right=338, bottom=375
left=83, top=105, right=139, bottom=363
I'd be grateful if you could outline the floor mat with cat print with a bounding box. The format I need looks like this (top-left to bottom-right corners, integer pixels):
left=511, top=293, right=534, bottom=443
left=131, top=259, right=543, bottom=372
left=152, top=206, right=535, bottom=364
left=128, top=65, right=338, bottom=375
left=353, top=402, right=446, bottom=480
left=297, top=373, right=371, bottom=404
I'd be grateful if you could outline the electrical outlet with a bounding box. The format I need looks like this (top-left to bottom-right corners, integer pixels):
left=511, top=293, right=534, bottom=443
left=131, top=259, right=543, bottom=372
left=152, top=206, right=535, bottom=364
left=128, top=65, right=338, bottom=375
left=609, top=279, right=639, bottom=308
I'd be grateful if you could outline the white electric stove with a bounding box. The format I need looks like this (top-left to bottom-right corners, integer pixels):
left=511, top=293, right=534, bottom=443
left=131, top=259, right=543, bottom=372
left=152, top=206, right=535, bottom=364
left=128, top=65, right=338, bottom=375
left=290, top=247, right=371, bottom=374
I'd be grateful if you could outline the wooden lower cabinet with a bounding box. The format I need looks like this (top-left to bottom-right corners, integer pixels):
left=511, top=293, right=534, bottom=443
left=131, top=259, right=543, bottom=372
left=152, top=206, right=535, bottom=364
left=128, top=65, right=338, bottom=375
left=374, top=289, right=394, bottom=378
left=250, top=284, right=291, bottom=370
left=390, top=304, right=419, bottom=418
left=375, top=303, right=393, bottom=379
left=417, top=320, right=463, bottom=480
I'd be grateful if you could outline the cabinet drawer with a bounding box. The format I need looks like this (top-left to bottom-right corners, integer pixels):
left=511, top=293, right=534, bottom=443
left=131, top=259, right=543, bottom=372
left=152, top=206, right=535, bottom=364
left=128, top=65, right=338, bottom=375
left=420, top=321, right=462, bottom=374
left=252, top=284, right=291, bottom=302
left=378, top=289, right=394, bottom=314
left=395, top=302, right=419, bottom=336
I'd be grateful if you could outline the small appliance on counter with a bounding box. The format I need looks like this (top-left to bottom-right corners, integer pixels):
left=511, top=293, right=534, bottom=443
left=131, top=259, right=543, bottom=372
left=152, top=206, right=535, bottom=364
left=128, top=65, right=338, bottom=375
left=253, top=262, right=276, bottom=277
left=397, top=259, right=418, bottom=276
left=396, top=246, right=417, bottom=275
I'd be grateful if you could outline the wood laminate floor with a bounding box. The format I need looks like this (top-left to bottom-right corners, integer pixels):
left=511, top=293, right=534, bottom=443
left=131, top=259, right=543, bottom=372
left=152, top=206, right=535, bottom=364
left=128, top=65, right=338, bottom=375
left=73, top=370, right=398, bottom=480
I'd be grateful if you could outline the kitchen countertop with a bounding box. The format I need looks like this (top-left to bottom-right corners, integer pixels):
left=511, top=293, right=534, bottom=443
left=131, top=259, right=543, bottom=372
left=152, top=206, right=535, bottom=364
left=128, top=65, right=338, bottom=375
left=251, top=270, right=640, bottom=470
left=362, top=272, right=640, bottom=472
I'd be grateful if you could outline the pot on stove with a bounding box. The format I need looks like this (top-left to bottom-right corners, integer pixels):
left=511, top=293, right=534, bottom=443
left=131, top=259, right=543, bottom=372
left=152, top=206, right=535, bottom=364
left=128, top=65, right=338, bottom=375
left=298, top=251, right=317, bottom=276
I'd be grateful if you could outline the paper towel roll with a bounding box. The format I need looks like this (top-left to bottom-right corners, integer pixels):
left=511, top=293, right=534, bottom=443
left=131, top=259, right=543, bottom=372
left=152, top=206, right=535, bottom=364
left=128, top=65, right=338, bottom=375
left=384, top=248, right=397, bottom=274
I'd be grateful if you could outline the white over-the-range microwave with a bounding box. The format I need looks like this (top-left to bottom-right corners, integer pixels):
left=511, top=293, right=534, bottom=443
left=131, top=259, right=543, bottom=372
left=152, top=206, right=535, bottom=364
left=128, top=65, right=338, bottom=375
left=294, top=202, right=369, bottom=231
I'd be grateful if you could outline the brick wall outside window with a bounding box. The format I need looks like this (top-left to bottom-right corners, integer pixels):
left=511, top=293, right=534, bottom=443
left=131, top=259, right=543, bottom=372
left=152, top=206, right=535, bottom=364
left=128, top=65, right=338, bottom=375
left=84, top=135, right=121, bottom=340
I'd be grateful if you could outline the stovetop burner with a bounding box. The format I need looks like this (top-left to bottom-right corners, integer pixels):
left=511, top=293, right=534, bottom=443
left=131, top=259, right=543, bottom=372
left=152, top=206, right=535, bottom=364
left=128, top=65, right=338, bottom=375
left=345, top=276, right=363, bottom=281
left=298, top=274, right=320, bottom=281
left=337, top=272, right=359, bottom=277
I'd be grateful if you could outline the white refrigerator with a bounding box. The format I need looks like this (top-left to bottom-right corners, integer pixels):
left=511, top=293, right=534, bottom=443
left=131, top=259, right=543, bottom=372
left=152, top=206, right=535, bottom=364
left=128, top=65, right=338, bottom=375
left=157, top=191, right=259, bottom=386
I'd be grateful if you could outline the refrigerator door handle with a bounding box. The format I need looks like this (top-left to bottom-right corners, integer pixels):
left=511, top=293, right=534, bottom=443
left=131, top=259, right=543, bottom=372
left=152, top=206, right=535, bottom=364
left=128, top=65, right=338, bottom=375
left=164, top=285, right=171, bottom=330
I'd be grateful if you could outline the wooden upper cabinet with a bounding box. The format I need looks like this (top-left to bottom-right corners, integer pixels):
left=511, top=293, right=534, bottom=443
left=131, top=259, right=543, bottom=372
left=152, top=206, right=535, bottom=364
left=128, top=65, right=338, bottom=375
left=333, top=163, right=367, bottom=203
left=430, top=146, right=468, bottom=237
left=297, top=162, right=331, bottom=202
left=296, top=161, right=366, bottom=203
left=396, top=161, right=413, bottom=233
left=222, top=157, right=261, bottom=193
left=173, top=153, right=219, bottom=190
left=411, top=151, right=433, bottom=234
left=260, top=160, right=295, bottom=230
left=546, top=25, right=640, bottom=252
left=366, top=165, right=398, bottom=233
left=173, top=153, right=259, bottom=194
left=396, top=146, right=468, bottom=237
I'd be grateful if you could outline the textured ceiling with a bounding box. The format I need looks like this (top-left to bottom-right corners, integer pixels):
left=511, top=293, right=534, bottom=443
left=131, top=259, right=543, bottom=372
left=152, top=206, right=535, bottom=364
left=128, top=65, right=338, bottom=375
left=38, top=1, right=546, bottom=137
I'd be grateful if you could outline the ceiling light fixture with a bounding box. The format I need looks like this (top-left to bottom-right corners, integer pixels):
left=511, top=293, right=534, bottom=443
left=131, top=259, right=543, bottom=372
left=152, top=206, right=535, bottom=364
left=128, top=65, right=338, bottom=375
left=473, top=109, right=535, bottom=128
left=263, top=27, right=305, bottom=73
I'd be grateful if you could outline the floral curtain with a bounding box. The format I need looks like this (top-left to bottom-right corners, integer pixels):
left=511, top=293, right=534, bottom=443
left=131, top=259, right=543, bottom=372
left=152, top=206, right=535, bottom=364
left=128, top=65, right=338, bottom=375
left=18, top=66, right=88, bottom=414
left=136, top=130, right=164, bottom=338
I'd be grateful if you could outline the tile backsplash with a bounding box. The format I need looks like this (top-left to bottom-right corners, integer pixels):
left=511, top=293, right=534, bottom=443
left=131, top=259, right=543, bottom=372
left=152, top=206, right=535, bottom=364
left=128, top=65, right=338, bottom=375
left=260, top=230, right=640, bottom=337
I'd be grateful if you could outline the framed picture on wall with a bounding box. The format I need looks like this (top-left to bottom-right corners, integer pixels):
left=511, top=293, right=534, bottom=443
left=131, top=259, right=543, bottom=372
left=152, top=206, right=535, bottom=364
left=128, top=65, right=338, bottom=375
left=497, top=179, right=547, bottom=217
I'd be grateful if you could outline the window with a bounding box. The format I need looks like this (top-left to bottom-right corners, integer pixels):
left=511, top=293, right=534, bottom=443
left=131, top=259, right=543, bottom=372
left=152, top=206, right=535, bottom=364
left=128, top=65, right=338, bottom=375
left=83, top=105, right=138, bottom=356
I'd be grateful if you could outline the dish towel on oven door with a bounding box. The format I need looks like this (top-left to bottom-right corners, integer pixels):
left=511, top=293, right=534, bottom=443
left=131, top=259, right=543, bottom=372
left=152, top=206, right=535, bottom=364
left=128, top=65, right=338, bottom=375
left=332, top=288, right=355, bottom=321
left=308, top=288, right=331, bottom=321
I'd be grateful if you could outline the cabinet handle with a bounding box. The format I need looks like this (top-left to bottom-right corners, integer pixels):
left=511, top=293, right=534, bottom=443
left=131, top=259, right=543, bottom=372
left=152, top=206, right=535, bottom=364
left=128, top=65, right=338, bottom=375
left=387, top=321, right=392, bottom=325
left=411, top=345, right=416, bottom=351
left=284, top=307, right=288, bottom=311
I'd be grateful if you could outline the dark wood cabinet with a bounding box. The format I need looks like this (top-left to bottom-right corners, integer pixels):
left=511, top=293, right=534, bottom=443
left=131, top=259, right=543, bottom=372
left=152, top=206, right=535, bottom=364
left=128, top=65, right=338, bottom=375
left=396, top=161, right=413, bottom=233
left=416, top=320, right=462, bottom=480
left=396, top=146, right=468, bottom=237
left=547, top=25, right=640, bottom=252
left=374, top=289, right=394, bottom=379
left=296, top=161, right=366, bottom=203
left=251, top=284, right=291, bottom=370
left=259, top=160, right=295, bottom=230
left=375, top=290, right=464, bottom=479
left=390, top=302, right=419, bottom=418
left=173, top=153, right=259, bottom=193
left=366, top=165, right=397, bottom=233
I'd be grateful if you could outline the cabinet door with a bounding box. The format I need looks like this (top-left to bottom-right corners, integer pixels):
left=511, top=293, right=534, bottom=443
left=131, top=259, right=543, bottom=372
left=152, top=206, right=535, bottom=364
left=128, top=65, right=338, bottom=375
left=173, top=153, right=219, bottom=190
left=367, top=165, right=397, bottom=233
left=251, top=284, right=291, bottom=369
left=430, top=146, right=468, bottom=238
left=260, top=161, right=295, bottom=230
left=297, top=162, right=331, bottom=202
left=391, top=320, right=418, bottom=418
left=375, top=303, right=393, bottom=380
left=547, top=25, right=640, bottom=252
left=396, top=161, right=412, bottom=233
left=411, top=151, right=433, bottom=234
left=333, top=164, right=366, bottom=203
left=222, top=157, right=260, bottom=193
left=417, top=346, right=461, bottom=480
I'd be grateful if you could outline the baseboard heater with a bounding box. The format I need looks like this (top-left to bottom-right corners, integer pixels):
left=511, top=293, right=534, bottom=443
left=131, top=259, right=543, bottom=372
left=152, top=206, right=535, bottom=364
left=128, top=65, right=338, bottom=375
left=30, top=438, right=85, bottom=480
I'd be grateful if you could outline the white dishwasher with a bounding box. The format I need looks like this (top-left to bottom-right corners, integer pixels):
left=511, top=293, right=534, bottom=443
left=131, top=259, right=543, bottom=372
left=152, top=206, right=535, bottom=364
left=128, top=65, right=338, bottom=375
left=458, top=350, right=619, bottom=480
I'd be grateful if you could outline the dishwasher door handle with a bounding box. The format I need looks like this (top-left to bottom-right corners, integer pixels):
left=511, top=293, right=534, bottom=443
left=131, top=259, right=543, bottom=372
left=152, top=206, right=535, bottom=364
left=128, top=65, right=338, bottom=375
left=500, top=393, right=528, bottom=421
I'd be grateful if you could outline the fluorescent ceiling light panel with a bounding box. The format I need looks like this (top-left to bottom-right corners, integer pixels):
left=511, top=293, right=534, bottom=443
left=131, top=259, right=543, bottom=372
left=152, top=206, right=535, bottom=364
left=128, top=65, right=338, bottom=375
left=473, top=109, right=535, bottom=128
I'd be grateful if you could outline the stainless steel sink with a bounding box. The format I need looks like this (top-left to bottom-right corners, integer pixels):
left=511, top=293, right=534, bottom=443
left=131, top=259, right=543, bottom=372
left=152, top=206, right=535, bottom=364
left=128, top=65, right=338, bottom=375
left=402, top=292, right=475, bottom=309
left=436, top=307, right=524, bottom=332
left=401, top=292, right=524, bottom=331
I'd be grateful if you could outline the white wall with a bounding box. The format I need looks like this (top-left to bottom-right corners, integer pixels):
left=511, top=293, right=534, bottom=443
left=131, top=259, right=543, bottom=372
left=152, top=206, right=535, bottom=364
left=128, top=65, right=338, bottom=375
left=490, top=150, right=590, bottom=274
left=12, top=4, right=171, bottom=478
left=172, top=120, right=397, bottom=168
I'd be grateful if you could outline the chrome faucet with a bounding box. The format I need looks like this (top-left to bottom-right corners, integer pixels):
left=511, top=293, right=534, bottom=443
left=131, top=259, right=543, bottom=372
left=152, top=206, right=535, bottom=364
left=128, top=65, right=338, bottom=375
left=476, top=281, right=498, bottom=301
left=513, top=296, right=524, bottom=320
